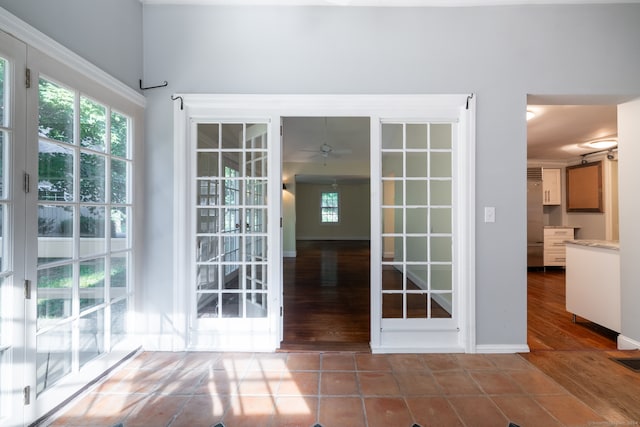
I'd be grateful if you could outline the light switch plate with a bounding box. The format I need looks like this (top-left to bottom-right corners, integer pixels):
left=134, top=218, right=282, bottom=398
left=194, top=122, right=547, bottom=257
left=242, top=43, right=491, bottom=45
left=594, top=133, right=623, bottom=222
left=484, top=206, right=496, bottom=223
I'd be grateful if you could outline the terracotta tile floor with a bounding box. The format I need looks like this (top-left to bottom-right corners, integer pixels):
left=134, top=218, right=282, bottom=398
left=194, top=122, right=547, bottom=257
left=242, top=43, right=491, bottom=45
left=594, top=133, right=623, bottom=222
left=45, top=351, right=631, bottom=427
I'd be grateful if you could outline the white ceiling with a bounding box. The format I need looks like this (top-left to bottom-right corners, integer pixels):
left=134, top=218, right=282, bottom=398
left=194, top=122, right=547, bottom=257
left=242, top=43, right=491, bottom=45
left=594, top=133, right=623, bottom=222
left=527, top=104, right=618, bottom=160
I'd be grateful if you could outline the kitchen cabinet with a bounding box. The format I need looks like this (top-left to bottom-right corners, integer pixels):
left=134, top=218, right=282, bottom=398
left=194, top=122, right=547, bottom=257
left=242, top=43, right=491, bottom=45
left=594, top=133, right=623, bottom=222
left=565, top=240, right=620, bottom=333
left=542, top=168, right=561, bottom=205
left=544, top=227, right=574, bottom=267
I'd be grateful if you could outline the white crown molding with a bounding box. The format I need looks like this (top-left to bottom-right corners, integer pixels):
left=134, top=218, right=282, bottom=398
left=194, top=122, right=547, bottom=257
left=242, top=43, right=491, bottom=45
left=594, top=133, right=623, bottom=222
left=0, top=7, right=145, bottom=108
left=140, top=0, right=640, bottom=6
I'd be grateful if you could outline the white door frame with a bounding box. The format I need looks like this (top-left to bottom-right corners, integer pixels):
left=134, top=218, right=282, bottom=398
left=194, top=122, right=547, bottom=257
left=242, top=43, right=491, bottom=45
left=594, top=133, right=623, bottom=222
left=173, top=94, right=476, bottom=353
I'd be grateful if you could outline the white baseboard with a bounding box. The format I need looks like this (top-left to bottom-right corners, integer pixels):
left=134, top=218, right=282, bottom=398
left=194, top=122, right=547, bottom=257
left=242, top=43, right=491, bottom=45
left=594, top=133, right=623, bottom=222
left=474, top=344, right=530, bottom=354
left=617, top=334, right=640, bottom=350
left=283, top=251, right=297, bottom=258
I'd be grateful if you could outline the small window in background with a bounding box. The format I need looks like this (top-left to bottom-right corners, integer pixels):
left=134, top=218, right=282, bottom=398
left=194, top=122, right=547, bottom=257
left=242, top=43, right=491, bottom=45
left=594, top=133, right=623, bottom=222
left=321, top=191, right=339, bottom=223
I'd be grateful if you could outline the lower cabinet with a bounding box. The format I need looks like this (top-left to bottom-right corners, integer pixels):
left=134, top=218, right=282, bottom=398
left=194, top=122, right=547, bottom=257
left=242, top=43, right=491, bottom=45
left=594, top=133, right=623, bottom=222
left=544, top=227, right=575, bottom=267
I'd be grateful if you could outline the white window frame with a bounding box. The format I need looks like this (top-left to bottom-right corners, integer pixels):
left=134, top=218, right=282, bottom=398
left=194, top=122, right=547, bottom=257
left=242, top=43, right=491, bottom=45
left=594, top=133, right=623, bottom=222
left=0, top=9, right=145, bottom=425
left=320, top=190, right=340, bottom=224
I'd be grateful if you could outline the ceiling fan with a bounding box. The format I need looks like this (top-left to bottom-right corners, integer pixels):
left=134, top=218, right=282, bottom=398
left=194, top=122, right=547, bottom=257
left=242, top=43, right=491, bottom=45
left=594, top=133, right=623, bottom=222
left=300, top=118, right=352, bottom=164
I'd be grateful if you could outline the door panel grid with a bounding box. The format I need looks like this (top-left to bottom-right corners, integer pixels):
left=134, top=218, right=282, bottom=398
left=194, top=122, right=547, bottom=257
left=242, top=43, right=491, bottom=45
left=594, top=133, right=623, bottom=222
left=381, top=122, right=454, bottom=321
left=194, top=123, right=268, bottom=321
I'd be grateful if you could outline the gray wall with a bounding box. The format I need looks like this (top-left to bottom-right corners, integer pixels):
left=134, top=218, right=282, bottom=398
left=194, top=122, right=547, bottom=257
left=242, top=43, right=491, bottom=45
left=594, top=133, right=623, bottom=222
left=140, top=4, right=640, bottom=348
left=0, top=0, right=143, bottom=90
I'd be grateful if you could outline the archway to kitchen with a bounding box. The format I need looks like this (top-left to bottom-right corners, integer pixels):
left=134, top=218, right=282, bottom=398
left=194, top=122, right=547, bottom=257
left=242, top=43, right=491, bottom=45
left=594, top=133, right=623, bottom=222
left=281, top=116, right=372, bottom=351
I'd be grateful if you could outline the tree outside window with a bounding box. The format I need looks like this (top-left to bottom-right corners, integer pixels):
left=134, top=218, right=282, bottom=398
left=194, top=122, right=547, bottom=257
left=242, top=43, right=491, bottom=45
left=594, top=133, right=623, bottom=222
left=321, top=191, right=339, bottom=223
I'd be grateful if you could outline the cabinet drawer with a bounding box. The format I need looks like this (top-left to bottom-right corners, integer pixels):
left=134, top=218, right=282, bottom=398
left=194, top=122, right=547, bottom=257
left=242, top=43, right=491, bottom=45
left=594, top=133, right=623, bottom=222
left=544, top=228, right=574, bottom=238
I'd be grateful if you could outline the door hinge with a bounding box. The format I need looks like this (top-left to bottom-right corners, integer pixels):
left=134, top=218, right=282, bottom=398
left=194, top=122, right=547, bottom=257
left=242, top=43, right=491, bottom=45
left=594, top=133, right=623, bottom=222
left=280, top=217, right=283, bottom=228
left=280, top=306, right=283, bottom=316
left=25, top=68, right=31, bottom=89
left=280, top=125, right=283, bottom=136
left=23, top=385, right=31, bottom=405
left=23, top=172, right=30, bottom=193
left=24, top=279, right=31, bottom=300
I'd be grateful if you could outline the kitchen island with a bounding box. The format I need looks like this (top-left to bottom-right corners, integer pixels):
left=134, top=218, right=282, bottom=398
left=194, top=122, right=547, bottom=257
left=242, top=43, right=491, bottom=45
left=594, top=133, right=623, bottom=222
left=565, top=240, right=620, bottom=333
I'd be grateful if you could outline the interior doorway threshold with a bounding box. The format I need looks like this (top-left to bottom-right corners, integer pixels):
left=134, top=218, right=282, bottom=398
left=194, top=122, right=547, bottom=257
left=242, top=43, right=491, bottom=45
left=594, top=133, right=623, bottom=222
left=278, top=341, right=371, bottom=353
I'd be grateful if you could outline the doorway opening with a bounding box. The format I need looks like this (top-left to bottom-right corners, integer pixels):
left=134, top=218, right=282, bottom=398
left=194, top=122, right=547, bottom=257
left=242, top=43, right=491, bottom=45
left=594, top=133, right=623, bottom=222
left=281, top=117, right=371, bottom=351
left=525, top=97, right=620, bottom=352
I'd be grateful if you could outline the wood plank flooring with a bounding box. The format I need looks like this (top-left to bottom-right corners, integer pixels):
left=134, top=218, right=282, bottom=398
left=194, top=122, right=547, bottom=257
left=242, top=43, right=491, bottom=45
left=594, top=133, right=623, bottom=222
left=523, top=269, right=640, bottom=423
left=282, top=242, right=640, bottom=422
left=281, top=240, right=371, bottom=351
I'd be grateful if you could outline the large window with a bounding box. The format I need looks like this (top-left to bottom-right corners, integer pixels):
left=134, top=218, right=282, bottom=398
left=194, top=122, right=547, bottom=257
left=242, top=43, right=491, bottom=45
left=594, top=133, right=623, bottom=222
left=36, top=76, right=133, bottom=395
left=321, top=191, right=339, bottom=223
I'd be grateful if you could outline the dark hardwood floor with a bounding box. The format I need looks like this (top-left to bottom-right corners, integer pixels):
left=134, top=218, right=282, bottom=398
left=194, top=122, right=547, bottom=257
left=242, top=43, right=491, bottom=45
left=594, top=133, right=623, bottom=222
left=281, top=242, right=640, bottom=422
left=281, top=240, right=371, bottom=351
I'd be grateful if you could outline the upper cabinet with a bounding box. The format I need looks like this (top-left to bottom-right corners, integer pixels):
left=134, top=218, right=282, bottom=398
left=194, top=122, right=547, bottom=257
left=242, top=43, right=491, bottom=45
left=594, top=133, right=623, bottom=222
left=543, top=168, right=561, bottom=205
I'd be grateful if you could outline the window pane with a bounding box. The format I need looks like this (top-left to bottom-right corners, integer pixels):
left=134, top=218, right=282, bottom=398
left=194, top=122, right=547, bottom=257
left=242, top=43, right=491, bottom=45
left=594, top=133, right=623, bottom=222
left=431, top=264, right=452, bottom=292
left=38, top=205, right=73, bottom=265
left=382, top=152, right=403, bottom=177
left=0, top=58, right=5, bottom=125
left=197, top=208, right=219, bottom=233
left=406, top=180, right=427, bottom=205
left=382, top=236, right=403, bottom=262
left=406, top=124, right=428, bottom=149
left=111, top=207, right=128, bottom=243
left=197, top=293, right=218, bottom=318
left=246, top=151, right=266, bottom=177
left=198, top=123, right=219, bottom=149
left=431, top=295, right=452, bottom=319
left=430, top=124, right=452, bottom=149
left=0, top=205, right=4, bottom=271
left=36, top=322, right=72, bottom=395
left=406, top=236, right=428, bottom=262
left=111, top=299, right=128, bottom=349
left=382, top=293, right=403, bottom=318
left=431, top=236, right=452, bottom=262
left=430, top=180, right=451, bottom=206
left=221, top=124, right=243, bottom=149
left=382, top=207, right=402, bottom=234
left=80, top=206, right=106, bottom=257
left=79, top=309, right=105, bottom=368
left=111, top=158, right=127, bottom=203
left=198, top=152, right=219, bottom=177
left=382, top=180, right=402, bottom=205
left=0, top=131, right=5, bottom=199
left=197, top=180, right=219, bottom=206
left=407, top=293, right=428, bottom=318
left=80, top=152, right=106, bottom=202
left=431, top=208, right=452, bottom=234
left=406, top=152, right=428, bottom=177
left=39, top=140, right=74, bottom=202
left=382, top=264, right=403, bottom=290
left=221, top=293, right=241, bottom=317
left=406, top=208, right=428, bottom=234
left=39, top=78, right=74, bottom=144
left=197, top=265, right=219, bottom=290
left=79, top=258, right=105, bottom=311
left=430, top=152, right=452, bottom=178
left=246, top=123, right=267, bottom=149
left=246, top=293, right=267, bottom=318
left=80, top=97, right=106, bottom=151
left=197, top=236, right=219, bottom=263
left=110, top=111, right=129, bottom=158
left=37, top=264, right=73, bottom=330
left=110, top=253, right=128, bottom=301
left=382, top=123, right=403, bottom=149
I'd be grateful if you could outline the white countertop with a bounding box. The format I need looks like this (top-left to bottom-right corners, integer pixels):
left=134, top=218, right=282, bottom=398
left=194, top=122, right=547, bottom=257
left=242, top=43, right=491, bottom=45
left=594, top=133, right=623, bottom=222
left=565, top=239, right=619, bottom=250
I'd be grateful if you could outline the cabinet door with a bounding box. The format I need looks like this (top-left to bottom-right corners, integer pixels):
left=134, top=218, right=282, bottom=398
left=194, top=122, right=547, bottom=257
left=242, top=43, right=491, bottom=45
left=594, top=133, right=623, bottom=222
left=542, top=168, right=561, bottom=205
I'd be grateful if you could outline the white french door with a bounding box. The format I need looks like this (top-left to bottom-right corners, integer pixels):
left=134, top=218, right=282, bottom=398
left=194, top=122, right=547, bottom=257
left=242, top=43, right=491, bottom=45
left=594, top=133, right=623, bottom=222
left=0, top=27, right=142, bottom=424
left=179, top=111, right=280, bottom=351
left=374, top=119, right=469, bottom=352
left=175, top=94, right=474, bottom=353
left=0, top=30, right=28, bottom=427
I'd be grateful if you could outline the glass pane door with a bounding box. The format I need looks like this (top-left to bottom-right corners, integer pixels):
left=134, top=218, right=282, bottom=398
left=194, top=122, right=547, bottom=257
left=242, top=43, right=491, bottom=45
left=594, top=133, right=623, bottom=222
left=192, top=121, right=270, bottom=348
left=34, top=74, right=134, bottom=397
left=0, top=30, right=27, bottom=427
left=380, top=122, right=456, bottom=327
